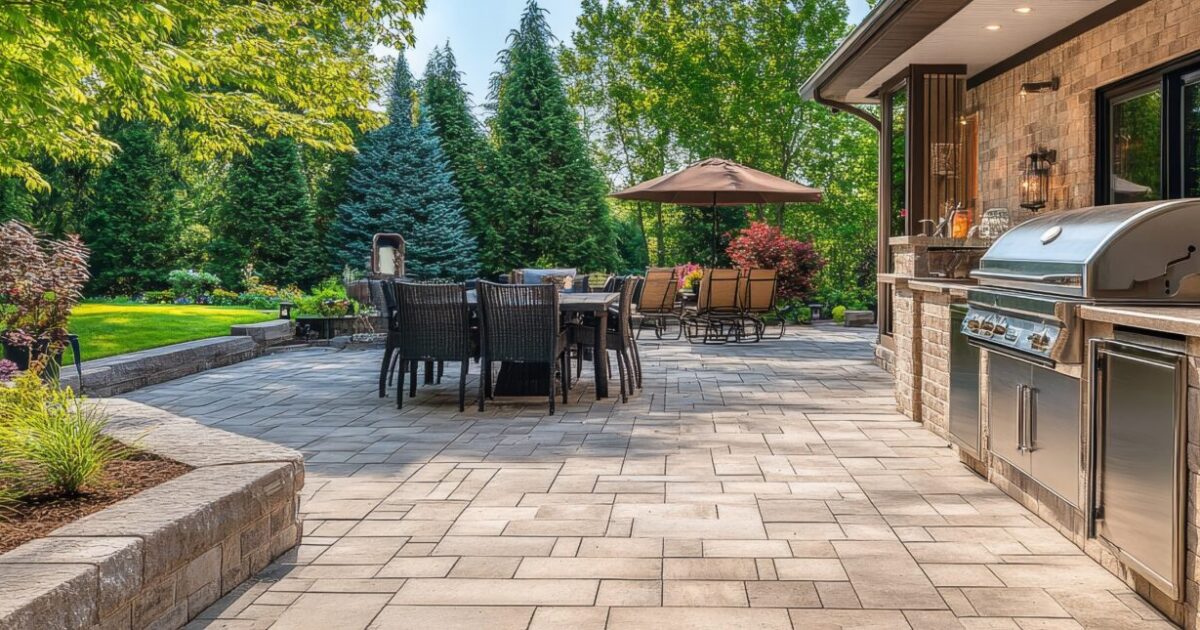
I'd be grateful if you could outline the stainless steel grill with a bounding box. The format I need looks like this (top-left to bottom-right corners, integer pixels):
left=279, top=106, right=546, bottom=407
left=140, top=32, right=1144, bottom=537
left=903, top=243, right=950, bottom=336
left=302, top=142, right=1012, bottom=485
left=962, top=199, right=1200, bottom=364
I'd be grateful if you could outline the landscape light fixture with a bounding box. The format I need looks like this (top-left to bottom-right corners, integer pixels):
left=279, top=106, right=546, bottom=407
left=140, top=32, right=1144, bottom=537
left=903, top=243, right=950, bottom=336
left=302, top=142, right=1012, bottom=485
left=1019, top=148, right=1057, bottom=211
left=279, top=301, right=294, bottom=320
left=1019, top=78, right=1060, bottom=96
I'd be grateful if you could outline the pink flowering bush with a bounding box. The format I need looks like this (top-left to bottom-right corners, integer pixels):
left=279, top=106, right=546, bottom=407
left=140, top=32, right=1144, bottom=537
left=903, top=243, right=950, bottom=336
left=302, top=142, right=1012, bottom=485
left=726, top=222, right=824, bottom=301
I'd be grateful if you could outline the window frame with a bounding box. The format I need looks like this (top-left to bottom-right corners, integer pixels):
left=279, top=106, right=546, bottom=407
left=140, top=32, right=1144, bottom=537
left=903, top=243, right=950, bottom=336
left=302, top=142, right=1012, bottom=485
left=1097, top=53, right=1200, bottom=204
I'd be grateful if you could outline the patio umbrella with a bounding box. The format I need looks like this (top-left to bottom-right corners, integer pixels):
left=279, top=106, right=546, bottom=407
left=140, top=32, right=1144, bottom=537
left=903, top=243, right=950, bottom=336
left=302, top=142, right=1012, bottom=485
left=610, top=158, right=823, bottom=264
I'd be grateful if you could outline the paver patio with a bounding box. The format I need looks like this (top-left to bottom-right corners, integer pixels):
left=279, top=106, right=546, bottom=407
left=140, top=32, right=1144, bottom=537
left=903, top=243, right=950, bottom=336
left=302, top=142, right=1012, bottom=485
left=123, top=326, right=1173, bottom=629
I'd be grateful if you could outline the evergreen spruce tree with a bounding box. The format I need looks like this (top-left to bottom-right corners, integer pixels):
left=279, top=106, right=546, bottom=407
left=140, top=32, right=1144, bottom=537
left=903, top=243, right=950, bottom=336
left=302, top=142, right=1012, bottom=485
left=209, top=136, right=320, bottom=289
left=83, top=122, right=182, bottom=295
left=423, top=44, right=502, bottom=273
left=489, top=0, right=617, bottom=272
left=330, top=56, right=478, bottom=280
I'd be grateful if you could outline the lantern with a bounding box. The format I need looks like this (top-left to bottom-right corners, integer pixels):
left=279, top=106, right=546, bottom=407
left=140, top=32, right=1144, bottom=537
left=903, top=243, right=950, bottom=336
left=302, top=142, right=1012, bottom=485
left=1019, top=148, right=1056, bottom=211
left=278, top=301, right=294, bottom=319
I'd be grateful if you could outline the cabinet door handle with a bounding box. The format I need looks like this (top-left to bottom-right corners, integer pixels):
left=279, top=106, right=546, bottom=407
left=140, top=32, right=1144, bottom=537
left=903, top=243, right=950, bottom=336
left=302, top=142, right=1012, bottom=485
left=1016, top=384, right=1026, bottom=452
left=1026, top=386, right=1037, bottom=452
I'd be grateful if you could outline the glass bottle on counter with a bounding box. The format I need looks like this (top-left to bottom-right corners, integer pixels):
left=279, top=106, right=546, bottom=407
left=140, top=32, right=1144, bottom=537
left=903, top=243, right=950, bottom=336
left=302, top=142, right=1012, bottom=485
left=949, top=203, right=973, bottom=239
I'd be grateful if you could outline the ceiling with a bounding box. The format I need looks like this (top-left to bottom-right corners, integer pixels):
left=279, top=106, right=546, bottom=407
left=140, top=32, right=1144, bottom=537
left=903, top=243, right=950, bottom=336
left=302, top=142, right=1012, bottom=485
left=827, top=0, right=1122, bottom=103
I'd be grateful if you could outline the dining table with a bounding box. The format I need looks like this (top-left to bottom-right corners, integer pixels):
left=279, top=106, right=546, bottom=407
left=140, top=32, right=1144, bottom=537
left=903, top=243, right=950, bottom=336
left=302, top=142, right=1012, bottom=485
left=464, top=290, right=620, bottom=400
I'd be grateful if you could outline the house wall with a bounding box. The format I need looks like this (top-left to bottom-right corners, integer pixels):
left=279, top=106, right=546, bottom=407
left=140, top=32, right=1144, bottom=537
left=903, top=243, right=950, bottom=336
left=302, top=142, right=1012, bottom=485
left=887, top=1, right=1200, bottom=625
left=967, top=0, right=1200, bottom=220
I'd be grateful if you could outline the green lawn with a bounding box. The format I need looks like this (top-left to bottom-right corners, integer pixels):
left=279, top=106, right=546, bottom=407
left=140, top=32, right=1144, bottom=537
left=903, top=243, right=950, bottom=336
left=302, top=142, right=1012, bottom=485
left=66, top=303, right=276, bottom=362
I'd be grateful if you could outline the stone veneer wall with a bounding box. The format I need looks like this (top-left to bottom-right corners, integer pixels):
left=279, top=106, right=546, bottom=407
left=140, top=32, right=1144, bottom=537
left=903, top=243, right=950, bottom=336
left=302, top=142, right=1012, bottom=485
left=891, top=286, right=921, bottom=421
left=918, top=292, right=952, bottom=439
left=966, top=0, right=1200, bottom=217
left=0, top=400, right=304, bottom=630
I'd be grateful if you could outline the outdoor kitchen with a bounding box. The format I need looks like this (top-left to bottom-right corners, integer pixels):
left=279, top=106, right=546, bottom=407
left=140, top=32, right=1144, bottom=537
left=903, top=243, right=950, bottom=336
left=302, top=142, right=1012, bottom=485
left=803, top=0, right=1200, bottom=626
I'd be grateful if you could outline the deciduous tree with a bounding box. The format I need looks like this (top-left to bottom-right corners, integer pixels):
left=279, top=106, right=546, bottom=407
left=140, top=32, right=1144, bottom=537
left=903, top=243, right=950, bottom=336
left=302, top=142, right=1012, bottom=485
left=0, top=1, right=425, bottom=192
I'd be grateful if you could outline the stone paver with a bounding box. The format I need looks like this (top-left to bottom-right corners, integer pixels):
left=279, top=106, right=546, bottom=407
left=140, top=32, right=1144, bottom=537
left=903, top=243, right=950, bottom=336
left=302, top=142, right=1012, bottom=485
left=128, top=326, right=1175, bottom=630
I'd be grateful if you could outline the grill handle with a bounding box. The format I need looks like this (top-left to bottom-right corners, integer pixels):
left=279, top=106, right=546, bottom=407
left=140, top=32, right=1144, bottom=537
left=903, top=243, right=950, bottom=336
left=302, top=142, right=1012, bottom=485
left=971, top=269, right=1082, bottom=285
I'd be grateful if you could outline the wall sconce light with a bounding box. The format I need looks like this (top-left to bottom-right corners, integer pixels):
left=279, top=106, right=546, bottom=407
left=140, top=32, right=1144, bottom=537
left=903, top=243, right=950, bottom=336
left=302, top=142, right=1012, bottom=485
left=1019, top=78, right=1060, bottom=95
left=279, top=301, right=294, bottom=320
left=1019, top=148, right=1056, bottom=211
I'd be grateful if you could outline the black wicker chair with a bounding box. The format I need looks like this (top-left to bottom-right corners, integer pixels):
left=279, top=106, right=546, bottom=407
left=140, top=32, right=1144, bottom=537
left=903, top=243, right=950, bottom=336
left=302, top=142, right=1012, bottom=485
left=571, top=276, right=642, bottom=402
left=378, top=280, right=402, bottom=397
left=392, top=282, right=475, bottom=411
left=476, top=281, right=570, bottom=414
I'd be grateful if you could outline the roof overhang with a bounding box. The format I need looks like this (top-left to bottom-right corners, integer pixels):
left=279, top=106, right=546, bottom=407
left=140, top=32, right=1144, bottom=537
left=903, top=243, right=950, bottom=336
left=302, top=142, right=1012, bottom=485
left=802, top=0, right=1144, bottom=105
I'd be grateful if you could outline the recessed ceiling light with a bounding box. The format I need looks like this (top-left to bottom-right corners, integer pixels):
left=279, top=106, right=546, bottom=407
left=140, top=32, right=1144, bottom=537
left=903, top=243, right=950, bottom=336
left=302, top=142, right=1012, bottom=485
left=1014, top=6, right=1032, bottom=14
left=985, top=24, right=1002, bottom=31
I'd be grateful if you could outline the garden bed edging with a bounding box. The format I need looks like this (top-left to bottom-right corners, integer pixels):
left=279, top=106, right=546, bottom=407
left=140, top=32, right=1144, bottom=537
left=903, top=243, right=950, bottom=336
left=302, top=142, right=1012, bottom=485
left=0, top=399, right=304, bottom=630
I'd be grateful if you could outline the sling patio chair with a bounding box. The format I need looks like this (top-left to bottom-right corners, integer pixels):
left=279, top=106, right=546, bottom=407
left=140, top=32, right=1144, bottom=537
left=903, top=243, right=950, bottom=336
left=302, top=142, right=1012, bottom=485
left=391, top=282, right=477, bottom=412
left=476, top=281, right=571, bottom=414
left=569, top=276, right=642, bottom=402
left=635, top=267, right=682, bottom=340
left=737, top=268, right=783, bottom=342
left=683, top=268, right=743, bottom=344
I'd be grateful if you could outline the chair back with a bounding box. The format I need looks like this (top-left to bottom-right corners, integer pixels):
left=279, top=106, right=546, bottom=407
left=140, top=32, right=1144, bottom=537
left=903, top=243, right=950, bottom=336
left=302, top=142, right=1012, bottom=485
left=599, top=275, right=617, bottom=292
left=741, top=268, right=779, bottom=314
left=697, top=269, right=741, bottom=314
left=382, top=280, right=399, bottom=330
left=614, top=276, right=641, bottom=340
left=572, top=275, right=591, bottom=293
left=638, top=268, right=678, bottom=315
left=477, top=281, right=559, bottom=364
left=394, top=282, right=472, bottom=361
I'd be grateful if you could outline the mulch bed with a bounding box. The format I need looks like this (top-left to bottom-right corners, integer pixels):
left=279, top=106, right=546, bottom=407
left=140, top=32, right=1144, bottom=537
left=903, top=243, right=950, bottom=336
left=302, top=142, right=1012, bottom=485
left=0, top=452, right=192, bottom=554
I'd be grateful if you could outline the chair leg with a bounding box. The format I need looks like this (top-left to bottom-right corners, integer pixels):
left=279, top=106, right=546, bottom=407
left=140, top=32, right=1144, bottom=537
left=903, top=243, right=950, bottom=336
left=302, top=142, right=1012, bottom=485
left=396, top=358, right=405, bottom=409
left=628, top=335, right=642, bottom=389
left=614, top=349, right=628, bottom=403
left=627, top=349, right=637, bottom=393
left=379, top=344, right=395, bottom=397
left=458, top=359, right=468, bottom=412
left=409, top=361, right=418, bottom=398
left=388, top=351, right=401, bottom=387
left=560, top=352, right=570, bottom=404
left=437, top=361, right=445, bottom=384
left=548, top=361, right=557, bottom=415
left=478, top=359, right=488, bottom=412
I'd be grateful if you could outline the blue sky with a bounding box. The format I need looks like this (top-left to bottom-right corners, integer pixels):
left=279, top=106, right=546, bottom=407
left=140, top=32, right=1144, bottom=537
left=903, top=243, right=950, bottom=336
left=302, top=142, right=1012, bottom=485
left=397, top=0, right=871, bottom=108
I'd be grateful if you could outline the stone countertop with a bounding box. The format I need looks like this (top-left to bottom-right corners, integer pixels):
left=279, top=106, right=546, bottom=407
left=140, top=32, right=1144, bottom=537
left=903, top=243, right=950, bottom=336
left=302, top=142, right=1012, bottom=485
left=1079, top=305, right=1200, bottom=337
left=888, top=235, right=992, bottom=249
left=907, top=279, right=974, bottom=297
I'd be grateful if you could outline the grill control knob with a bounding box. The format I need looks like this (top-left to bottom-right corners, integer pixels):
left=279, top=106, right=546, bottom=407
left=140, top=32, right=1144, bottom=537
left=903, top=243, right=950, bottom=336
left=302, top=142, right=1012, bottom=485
left=993, top=318, right=1007, bottom=336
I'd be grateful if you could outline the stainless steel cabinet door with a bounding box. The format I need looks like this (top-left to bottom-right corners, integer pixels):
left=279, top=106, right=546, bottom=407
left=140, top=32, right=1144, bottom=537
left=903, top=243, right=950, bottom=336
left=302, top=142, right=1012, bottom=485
left=987, top=353, right=1030, bottom=474
left=1095, top=342, right=1184, bottom=599
left=949, top=306, right=981, bottom=456
left=1028, top=365, right=1081, bottom=507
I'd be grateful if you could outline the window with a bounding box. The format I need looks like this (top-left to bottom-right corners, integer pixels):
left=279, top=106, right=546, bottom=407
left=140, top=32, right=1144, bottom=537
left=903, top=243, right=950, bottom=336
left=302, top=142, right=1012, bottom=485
left=1099, top=55, right=1200, bottom=204
left=888, top=84, right=908, bottom=237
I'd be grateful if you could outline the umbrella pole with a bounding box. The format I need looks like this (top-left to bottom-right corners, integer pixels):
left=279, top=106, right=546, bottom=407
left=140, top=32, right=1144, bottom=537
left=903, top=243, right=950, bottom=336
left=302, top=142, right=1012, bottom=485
left=711, top=193, right=718, bottom=267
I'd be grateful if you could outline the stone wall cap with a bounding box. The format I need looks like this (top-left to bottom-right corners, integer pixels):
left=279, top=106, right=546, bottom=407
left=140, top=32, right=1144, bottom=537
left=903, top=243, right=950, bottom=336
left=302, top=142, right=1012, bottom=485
left=96, top=398, right=303, bottom=470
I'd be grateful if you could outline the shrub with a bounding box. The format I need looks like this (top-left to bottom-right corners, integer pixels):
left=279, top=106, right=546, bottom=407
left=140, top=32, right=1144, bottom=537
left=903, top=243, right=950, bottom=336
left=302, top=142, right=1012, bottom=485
left=726, top=222, right=825, bottom=301
left=0, top=359, right=17, bottom=382
left=0, top=221, right=91, bottom=362
left=141, top=289, right=176, bottom=304
left=832, top=305, right=847, bottom=323
left=0, top=368, right=124, bottom=496
left=167, top=269, right=221, bottom=301
left=776, top=299, right=813, bottom=325
left=210, top=288, right=240, bottom=306
left=294, top=277, right=355, bottom=317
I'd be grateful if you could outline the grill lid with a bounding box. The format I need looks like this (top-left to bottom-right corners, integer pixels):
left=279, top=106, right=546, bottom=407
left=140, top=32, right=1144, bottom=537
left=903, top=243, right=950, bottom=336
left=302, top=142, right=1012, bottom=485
left=974, top=199, right=1200, bottom=300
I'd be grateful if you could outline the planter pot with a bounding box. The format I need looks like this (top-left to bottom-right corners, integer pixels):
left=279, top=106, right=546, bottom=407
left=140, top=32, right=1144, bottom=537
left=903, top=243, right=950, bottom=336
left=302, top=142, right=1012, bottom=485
left=2, top=339, right=63, bottom=379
